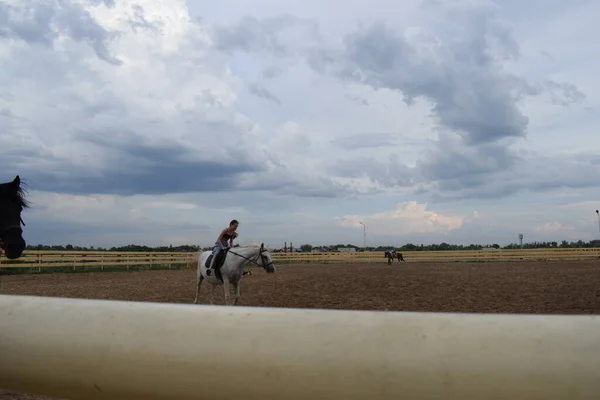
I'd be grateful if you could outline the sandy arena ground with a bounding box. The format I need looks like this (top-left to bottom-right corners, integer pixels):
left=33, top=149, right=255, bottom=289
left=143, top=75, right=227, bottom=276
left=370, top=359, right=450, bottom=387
left=1, top=260, right=599, bottom=399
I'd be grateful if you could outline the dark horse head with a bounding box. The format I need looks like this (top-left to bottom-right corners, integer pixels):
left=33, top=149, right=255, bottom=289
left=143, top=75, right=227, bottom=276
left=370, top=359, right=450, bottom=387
left=0, top=175, right=28, bottom=259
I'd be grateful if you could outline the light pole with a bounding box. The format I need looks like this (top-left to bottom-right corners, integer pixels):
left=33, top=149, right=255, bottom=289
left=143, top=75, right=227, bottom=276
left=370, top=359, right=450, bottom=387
left=596, top=210, right=599, bottom=235
left=359, top=221, right=366, bottom=251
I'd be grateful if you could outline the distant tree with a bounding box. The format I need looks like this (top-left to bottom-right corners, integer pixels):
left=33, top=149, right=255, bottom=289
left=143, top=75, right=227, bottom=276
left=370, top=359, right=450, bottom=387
left=23, top=239, right=598, bottom=252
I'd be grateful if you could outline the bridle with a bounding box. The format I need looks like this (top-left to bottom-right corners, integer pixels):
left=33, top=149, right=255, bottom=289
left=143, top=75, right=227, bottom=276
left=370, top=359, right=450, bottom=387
left=227, top=247, right=274, bottom=271
left=0, top=218, right=25, bottom=249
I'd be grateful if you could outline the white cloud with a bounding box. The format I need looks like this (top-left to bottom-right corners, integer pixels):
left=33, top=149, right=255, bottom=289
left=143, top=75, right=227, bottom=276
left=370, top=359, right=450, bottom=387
left=534, top=222, right=583, bottom=241
left=536, top=222, right=567, bottom=234
left=334, top=202, right=464, bottom=236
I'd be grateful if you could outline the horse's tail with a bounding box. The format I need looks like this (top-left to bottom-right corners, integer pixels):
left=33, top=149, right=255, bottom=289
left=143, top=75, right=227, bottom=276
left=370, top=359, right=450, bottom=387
left=187, top=251, right=200, bottom=270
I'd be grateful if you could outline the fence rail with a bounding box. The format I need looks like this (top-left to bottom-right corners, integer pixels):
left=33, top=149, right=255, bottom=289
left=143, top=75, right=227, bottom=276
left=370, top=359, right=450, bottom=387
left=0, top=248, right=599, bottom=269
left=274, top=248, right=600, bottom=262
left=1, top=294, right=599, bottom=400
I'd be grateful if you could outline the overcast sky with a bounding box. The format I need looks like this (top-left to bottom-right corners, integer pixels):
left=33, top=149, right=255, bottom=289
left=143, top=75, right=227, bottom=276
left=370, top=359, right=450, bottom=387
left=1, top=0, right=599, bottom=249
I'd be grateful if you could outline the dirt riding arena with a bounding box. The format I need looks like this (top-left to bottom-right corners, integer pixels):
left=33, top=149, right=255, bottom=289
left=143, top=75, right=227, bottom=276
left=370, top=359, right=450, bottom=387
left=1, top=260, right=599, bottom=399
left=2, top=260, right=599, bottom=313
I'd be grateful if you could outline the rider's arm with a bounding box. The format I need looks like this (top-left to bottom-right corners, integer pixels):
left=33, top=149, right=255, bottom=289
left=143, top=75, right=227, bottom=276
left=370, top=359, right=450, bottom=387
left=230, top=232, right=238, bottom=247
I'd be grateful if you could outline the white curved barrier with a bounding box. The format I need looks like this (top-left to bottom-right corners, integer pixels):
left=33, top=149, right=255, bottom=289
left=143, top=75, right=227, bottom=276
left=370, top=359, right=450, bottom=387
left=1, top=294, right=599, bottom=400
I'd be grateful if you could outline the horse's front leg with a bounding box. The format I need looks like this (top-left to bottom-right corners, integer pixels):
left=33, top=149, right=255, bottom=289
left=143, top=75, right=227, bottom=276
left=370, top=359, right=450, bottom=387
left=232, top=280, right=240, bottom=306
left=209, top=284, right=215, bottom=305
left=222, top=279, right=231, bottom=306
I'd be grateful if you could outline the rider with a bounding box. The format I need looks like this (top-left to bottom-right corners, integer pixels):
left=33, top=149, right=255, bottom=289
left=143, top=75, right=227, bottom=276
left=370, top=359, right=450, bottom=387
left=207, top=219, right=239, bottom=271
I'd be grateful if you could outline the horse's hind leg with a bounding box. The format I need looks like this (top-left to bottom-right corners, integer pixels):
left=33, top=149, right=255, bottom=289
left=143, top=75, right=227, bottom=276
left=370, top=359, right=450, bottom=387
left=194, top=274, right=204, bottom=304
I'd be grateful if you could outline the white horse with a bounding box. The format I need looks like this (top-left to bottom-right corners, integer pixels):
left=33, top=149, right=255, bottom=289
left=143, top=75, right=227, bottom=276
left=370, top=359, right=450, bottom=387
left=194, top=243, right=275, bottom=306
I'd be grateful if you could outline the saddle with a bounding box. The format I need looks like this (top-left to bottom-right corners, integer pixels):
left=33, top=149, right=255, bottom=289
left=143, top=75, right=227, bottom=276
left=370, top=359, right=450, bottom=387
left=205, top=249, right=228, bottom=282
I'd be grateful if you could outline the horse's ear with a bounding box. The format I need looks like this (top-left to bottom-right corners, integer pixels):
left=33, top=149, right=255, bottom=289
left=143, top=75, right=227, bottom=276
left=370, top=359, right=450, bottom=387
left=12, top=175, right=20, bottom=187
left=260, top=242, right=264, bottom=249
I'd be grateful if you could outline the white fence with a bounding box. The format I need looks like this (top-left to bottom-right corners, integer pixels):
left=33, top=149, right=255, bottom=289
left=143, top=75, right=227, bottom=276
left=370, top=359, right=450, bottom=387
left=1, top=294, right=599, bottom=399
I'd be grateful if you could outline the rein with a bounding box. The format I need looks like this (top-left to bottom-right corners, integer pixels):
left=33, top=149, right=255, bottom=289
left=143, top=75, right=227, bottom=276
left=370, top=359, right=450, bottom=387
left=227, top=248, right=274, bottom=270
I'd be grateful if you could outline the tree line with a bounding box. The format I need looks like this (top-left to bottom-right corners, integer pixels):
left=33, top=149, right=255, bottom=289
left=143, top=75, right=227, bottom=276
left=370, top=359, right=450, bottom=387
left=300, top=240, right=599, bottom=252
left=23, top=239, right=599, bottom=253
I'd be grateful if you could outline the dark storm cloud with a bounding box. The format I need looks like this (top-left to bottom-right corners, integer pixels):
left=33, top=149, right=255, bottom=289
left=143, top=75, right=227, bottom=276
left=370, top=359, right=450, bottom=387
left=248, top=83, right=282, bottom=105
left=422, top=149, right=600, bottom=202
left=330, top=134, right=600, bottom=201
left=212, top=7, right=585, bottom=200
left=3, top=113, right=348, bottom=198
left=0, top=1, right=56, bottom=46
left=308, top=21, right=534, bottom=146
left=260, top=66, right=283, bottom=80
left=0, top=0, right=120, bottom=64
left=214, top=7, right=568, bottom=151
left=2, top=132, right=266, bottom=196
left=416, top=140, right=521, bottom=190
left=300, top=9, right=586, bottom=198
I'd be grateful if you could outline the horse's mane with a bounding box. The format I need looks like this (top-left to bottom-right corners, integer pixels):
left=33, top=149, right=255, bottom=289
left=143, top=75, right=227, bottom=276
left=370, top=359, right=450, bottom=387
left=235, top=244, right=271, bottom=251
left=0, top=179, right=29, bottom=209
left=237, top=242, right=272, bottom=249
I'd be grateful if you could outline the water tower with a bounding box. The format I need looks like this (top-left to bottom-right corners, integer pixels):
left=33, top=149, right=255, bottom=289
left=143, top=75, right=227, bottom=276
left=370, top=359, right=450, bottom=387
left=518, top=233, right=523, bottom=249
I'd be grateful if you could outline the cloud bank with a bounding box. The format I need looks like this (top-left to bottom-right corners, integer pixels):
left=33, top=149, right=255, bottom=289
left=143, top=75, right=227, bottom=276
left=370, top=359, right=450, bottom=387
left=1, top=0, right=598, bottom=247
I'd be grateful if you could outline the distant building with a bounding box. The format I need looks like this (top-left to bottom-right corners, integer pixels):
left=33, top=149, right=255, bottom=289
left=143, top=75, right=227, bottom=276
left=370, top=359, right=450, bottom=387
left=592, top=240, right=600, bottom=248
left=337, top=247, right=356, bottom=252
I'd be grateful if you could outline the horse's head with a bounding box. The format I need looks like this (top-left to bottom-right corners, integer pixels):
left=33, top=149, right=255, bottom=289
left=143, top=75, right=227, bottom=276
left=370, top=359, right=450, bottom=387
left=258, top=243, right=275, bottom=273
left=0, top=175, right=28, bottom=259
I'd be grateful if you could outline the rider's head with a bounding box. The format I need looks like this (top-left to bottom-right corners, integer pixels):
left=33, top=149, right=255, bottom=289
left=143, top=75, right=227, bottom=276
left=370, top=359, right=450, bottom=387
left=229, top=219, right=239, bottom=230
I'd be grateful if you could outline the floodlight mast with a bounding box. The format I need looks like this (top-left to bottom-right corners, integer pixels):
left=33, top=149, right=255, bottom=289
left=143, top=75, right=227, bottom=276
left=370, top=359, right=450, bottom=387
left=359, top=222, right=366, bottom=251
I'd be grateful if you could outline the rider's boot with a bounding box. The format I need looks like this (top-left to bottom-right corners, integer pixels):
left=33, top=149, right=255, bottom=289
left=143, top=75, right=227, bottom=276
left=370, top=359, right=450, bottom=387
left=206, top=257, right=215, bottom=276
